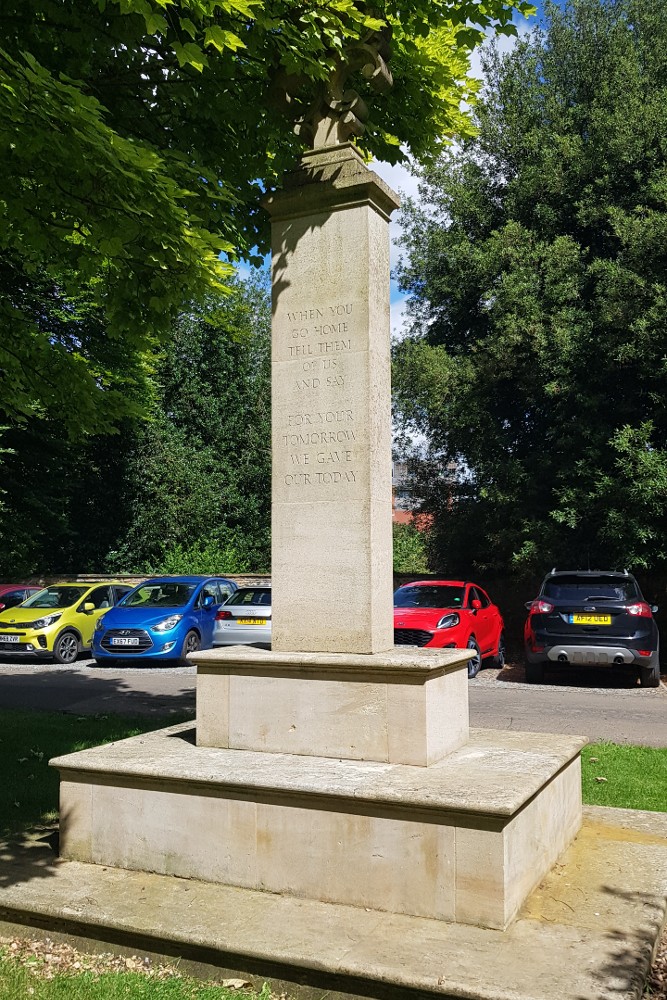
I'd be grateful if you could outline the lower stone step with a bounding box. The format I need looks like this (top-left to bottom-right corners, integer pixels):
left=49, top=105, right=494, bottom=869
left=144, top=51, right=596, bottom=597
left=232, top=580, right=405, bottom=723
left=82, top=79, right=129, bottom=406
left=0, top=806, right=665, bottom=1000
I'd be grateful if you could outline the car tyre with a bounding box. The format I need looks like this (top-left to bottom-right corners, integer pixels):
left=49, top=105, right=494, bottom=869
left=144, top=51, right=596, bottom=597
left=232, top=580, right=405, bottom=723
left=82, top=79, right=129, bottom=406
left=492, top=632, right=506, bottom=669
left=53, top=630, right=80, bottom=665
left=181, top=629, right=201, bottom=661
left=525, top=662, right=544, bottom=684
left=640, top=664, right=660, bottom=688
left=466, top=638, right=481, bottom=679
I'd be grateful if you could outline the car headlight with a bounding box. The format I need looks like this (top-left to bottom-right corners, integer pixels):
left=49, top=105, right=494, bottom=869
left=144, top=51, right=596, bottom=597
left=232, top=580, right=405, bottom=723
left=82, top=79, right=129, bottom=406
left=436, top=613, right=460, bottom=629
left=94, top=616, right=107, bottom=631
left=29, top=613, right=62, bottom=630
left=153, top=614, right=183, bottom=632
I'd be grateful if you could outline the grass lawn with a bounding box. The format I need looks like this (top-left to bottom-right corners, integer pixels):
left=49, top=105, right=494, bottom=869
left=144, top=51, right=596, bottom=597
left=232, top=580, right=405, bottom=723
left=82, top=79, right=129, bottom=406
left=581, top=741, right=667, bottom=812
left=0, top=944, right=271, bottom=999
left=0, top=710, right=664, bottom=998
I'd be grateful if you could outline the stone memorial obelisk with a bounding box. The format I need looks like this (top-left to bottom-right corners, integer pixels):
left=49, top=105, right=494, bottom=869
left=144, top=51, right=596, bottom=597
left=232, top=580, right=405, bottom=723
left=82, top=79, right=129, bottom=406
left=267, top=140, right=396, bottom=654
left=53, top=33, right=585, bottom=938
left=267, top=34, right=398, bottom=655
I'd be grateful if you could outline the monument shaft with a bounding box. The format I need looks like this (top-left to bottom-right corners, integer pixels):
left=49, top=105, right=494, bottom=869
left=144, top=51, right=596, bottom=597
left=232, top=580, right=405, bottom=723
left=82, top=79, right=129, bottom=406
left=265, top=144, right=399, bottom=654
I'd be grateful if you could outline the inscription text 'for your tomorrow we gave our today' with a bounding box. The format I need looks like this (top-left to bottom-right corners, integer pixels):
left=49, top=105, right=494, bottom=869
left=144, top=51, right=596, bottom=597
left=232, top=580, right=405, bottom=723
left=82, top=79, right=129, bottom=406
left=275, top=301, right=362, bottom=490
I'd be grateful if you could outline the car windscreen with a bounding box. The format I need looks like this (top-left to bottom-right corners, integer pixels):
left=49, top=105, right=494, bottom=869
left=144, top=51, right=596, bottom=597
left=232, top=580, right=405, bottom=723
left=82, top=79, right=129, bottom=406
left=120, top=583, right=198, bottom=608
left=225, top=589, right=272, bottom=607
left=22, top=587, right=89, bottom=609
left=542, top=577, right=640, bottom=602
left=394, top=585, right=465, bottom=609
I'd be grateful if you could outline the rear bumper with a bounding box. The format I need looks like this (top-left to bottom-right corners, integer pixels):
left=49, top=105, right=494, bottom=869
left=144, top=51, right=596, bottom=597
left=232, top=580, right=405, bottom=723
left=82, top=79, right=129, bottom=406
left=527, top=644, right=659, bottom=669
left=213, top=626, right=271, bottom=648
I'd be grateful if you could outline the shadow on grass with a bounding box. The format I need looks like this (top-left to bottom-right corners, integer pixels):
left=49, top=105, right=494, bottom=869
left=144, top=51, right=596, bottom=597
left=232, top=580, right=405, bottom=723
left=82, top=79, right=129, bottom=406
left=0, top=708, right=194, bottom=897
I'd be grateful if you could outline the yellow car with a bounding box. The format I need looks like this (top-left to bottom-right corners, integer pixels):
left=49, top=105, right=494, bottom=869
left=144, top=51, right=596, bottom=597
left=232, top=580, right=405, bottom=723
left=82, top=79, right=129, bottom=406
left=0, top=582, right=133, bottom=664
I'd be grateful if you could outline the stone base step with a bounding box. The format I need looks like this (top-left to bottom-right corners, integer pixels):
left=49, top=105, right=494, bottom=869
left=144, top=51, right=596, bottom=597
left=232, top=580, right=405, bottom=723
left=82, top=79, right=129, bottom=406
left=51, top=724, right=584, bottom=930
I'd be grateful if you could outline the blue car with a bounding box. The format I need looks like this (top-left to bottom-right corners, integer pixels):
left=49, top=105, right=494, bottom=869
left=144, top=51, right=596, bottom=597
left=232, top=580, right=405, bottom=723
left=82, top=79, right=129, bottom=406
left=92, top=576, right=237, bottom=665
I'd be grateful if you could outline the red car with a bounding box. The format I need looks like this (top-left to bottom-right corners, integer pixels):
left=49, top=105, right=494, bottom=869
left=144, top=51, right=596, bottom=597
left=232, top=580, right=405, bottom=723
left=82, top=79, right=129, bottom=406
left=0, top=584, right=41, bottom=613
left=394, top=580, right=505, bottom=678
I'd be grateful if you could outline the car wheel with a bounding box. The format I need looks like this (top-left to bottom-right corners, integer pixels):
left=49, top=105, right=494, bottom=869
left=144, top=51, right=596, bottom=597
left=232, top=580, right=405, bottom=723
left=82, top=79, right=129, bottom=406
left=181, top=630, right=201, bottom=660
left=53, top=630, right=80, bottom=665
left=640, top=664, right=660, bottom=688
left=466, top=638, right=481, bottom=679
left=492, top=632, right=506, bottom=669
left=525, top=663, right=544, bottom=684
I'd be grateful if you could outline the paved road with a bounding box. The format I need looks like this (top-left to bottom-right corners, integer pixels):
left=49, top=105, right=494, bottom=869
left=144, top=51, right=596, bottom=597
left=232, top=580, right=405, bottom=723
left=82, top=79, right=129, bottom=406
left=0, top=657, right=196, bottom=718
left=0, top=655, right=665, bottom=746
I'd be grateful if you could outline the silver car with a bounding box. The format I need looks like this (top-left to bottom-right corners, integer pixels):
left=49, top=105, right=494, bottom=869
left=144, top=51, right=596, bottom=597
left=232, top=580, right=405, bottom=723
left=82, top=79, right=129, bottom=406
left=213, top=587, right=271, bottom=648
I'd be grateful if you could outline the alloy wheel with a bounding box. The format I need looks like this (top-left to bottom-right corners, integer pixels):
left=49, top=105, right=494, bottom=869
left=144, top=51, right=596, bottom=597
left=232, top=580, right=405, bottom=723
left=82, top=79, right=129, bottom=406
left=467, top=638, right=481, bottom=678
left=182, top=630, right=201, bottom=656
left=54, top=632, right=79, bottom=664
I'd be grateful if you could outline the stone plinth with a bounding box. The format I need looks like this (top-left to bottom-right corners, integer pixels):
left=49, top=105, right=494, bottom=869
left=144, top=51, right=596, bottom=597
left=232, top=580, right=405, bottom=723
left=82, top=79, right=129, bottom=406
left=52, top=724, right=585, bottom=931
left=263, top=144, right=399, bottom=654
left=193, top=646, right=471, bottom=766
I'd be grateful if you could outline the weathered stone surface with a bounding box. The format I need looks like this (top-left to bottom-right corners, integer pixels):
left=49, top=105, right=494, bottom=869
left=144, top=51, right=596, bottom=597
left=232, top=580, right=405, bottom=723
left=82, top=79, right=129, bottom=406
left=192, top=645, right=472, bottom=765
left=52, top=723, right=584, bottom=929
left=1, top=806, right=665, bottom=1000
left=264, top=143, right=399, bottom=654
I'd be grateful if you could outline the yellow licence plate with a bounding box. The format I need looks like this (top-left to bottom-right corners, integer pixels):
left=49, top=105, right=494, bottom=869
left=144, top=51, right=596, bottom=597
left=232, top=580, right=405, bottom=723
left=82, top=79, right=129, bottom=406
left=570, top=614, right=612, bottom=625
left=236, top=618, right=267, bottom=626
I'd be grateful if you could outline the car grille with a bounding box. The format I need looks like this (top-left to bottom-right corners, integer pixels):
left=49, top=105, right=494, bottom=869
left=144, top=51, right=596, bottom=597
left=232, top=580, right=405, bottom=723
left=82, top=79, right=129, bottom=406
left=394, top=628, right=433, bottom=647
left=101, top=629, right=153, bottom=653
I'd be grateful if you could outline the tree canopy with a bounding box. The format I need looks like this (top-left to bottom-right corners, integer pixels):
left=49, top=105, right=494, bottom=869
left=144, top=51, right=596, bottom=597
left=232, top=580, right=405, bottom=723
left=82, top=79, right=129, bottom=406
left=0, top=275, right=272, bottom=576
left=393, top=0, right=667, bottom=576
left=1, top=0, right=533, bottom=435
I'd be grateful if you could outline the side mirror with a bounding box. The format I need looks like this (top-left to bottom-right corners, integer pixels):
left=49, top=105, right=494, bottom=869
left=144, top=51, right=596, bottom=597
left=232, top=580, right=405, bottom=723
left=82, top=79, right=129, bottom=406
left=202, top=595, right=215, bottom=609
left=524, top=601, right=533, bottom=610
left=83, top=602, right=95, bottom=613
left=652, top=605, right=659, bottom=614
left=471, top=599, right=482, bottom=610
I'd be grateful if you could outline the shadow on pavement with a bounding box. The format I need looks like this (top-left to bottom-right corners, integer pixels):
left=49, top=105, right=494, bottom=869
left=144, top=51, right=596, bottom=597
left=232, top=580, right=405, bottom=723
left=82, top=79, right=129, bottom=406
left=0, top=666, right=195, bottom=718
left=0, top=826, right=60, bottom=893
left=490, top=655, right=663, bottom=690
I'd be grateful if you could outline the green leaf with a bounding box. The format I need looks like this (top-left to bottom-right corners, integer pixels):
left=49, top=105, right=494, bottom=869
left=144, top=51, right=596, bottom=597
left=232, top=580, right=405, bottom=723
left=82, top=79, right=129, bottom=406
left=203, top=26, right=245, bottom=53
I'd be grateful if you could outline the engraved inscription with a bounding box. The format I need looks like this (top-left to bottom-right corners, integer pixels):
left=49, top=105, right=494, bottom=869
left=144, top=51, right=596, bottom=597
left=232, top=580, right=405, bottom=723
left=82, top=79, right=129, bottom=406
left=294, top=375, right=345, bottom=391
left=284, top=471, right=357, bottom=486
left=279, top=303, right=361, bottom=489
left=282, top=430, right=357, bottom=446
left=288, top=338, right=350, bottom=357
left=288, top=410, right=354, bottom=425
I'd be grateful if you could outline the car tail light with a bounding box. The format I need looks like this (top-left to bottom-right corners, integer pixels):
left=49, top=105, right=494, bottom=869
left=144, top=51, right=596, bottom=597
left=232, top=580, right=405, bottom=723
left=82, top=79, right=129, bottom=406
left=529, top=600, right=554, bottom=614
left=627, top=602, right=652, bottom=617
left=215, top=610, right=233, bottom=620
left=0, top=604, right=4, bottom=610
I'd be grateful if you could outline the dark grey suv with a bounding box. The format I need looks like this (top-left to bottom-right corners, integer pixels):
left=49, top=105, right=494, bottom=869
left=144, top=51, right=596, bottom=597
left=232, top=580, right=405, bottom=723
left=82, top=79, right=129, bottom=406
left=524, top=570, right=660, bottom=687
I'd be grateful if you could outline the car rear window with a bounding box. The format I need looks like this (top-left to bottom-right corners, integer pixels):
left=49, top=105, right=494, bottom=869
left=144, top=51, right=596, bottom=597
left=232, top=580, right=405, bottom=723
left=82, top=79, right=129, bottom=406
left=394, top=585, right=465, bottom=609
left=542, top=576, right=639, bottom=602
left=226, top=588, right=272, bottom=606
